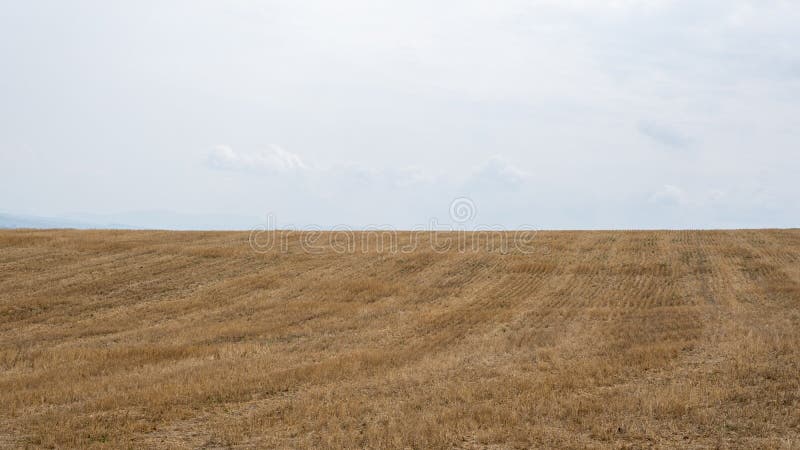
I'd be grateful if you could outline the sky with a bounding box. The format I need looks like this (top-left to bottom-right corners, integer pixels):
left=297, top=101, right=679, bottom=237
left=1, top=0, right=799, bottom=229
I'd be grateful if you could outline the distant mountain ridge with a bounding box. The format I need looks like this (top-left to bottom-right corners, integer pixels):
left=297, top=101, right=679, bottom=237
left=0, top=211, right=261, bottom=231
left=0, top=213, right=106, bottom=229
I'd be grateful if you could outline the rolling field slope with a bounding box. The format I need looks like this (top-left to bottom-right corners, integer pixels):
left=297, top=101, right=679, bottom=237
left=1, top=229, right=799, bottom=448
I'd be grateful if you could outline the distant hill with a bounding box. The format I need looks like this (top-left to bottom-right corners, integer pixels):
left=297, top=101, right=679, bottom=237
left=0, top=213, right=102, bottom=229
left=0, top=211, right=260, bottom=230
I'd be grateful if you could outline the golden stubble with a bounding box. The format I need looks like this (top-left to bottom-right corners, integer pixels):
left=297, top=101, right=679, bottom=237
left=0, top=229, right=799, bottom=448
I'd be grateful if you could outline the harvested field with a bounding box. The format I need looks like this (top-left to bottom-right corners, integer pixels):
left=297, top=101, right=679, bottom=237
left=1, top=229, right=799, bottom=448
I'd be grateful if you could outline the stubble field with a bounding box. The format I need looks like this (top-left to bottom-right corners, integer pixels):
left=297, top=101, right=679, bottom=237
left=1, top=229, right=799, bottom=448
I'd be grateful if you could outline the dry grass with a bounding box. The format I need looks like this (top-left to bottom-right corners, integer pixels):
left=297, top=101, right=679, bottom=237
left=1, top=229, right=799, bottom=449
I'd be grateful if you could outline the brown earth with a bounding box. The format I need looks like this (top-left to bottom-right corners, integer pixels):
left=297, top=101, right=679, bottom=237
left=1, top=229, right=799, bottom=448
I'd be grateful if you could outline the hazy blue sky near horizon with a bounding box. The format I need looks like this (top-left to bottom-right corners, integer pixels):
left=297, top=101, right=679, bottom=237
left=1, top=0, right=799, bottom=229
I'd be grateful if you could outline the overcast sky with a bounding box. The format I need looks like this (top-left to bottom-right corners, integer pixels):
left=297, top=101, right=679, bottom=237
left=1, top=0, right=799, bottom=229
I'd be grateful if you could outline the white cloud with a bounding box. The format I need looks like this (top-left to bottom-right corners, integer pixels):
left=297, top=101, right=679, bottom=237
left=467, top=156, right=530, bottom=189
left=207, top=146, right=435, bottom=190
left=648, top=184, right=688, bottom=206
left=207, top=145, right=309, bottom=174
left=648, top=185, right=736, bottom=209
left=388, top=166, right=436, bottom=187
left=637, top=121, right=693, bottom=149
